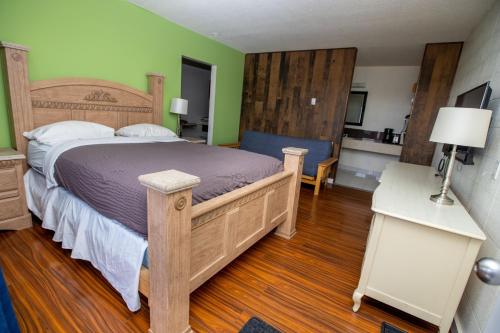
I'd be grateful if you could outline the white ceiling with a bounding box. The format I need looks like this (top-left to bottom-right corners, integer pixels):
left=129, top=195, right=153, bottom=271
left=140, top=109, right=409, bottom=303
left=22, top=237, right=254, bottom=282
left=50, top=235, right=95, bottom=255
left=129, top=0, right=495, bottom=66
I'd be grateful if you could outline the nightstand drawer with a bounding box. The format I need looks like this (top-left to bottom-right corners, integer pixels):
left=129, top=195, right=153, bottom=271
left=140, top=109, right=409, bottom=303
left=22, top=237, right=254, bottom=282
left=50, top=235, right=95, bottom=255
left=0, top=196, right=24, bottom=220
left=0, top=148, right=31, bottom=231
left=0, top=167, right=18, bottom=192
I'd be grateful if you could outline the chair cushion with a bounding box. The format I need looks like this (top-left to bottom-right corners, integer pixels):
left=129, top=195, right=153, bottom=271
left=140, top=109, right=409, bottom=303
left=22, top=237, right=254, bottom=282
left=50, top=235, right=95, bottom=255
left=0, top=268, right=20, bottom=333
left=240, top=131, right=332, bottom=177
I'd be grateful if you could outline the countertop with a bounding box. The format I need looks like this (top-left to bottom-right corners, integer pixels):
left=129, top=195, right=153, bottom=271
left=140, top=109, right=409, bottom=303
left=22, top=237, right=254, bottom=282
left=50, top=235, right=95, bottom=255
left=341, top=137, right=402, bottom=156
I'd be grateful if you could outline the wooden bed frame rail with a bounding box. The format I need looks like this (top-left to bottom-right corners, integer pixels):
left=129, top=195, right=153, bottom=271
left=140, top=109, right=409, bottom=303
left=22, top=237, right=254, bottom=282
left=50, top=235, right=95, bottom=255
left=1, top=42, right=307, bottom=333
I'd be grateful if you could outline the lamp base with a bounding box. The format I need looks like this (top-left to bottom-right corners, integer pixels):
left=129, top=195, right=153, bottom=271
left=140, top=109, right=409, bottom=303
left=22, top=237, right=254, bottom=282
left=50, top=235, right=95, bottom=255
left=430, top=193, right=454, bottom=205
left=176, top=114, right=181, bottom=137
left=429, top=144, right=457, bottom=206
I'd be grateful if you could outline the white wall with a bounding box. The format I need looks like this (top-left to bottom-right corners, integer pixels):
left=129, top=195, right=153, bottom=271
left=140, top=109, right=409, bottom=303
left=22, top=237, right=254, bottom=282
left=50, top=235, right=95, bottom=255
left=339, top=66, right=419, bottom=178
left=430, top=2, right=500, bottom=332
left=346, top=66, right=420, bottom=132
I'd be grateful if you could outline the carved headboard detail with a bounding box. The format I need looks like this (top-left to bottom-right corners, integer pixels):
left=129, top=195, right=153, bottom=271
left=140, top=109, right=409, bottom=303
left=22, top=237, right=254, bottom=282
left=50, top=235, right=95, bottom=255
left=0, top=42, right=165, bottom=158
left=29, top=78, right=160, bottom=129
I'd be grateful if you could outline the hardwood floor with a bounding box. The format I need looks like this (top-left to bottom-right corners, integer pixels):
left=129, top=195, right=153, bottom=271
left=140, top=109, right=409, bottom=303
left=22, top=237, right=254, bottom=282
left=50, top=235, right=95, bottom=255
left=0, top=185, right=438, bottom=333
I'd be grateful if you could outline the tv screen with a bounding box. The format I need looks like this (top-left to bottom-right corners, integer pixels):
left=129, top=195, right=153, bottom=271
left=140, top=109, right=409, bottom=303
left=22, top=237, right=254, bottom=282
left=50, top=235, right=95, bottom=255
left=442, top=82, right=492, bottom=165
left=455, top=82, right=492, bottom=109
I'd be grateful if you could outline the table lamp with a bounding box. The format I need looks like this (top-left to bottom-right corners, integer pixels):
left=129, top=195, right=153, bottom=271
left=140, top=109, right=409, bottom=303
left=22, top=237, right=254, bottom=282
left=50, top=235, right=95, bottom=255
left=170, top=98, right=188, bottom=136
left=429, top=107, right=492, bottom=205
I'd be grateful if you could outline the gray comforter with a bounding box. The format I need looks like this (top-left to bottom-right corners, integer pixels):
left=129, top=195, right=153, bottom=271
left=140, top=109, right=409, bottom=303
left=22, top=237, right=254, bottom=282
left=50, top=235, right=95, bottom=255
left=54, top=141, right=283, bottom=237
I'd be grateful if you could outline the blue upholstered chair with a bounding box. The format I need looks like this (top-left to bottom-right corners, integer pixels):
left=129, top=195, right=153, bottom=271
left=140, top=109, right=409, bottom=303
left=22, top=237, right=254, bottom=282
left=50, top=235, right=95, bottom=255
left=0, top=267, right=20, bottom=333
left=221, top=131, right=339, bottom=195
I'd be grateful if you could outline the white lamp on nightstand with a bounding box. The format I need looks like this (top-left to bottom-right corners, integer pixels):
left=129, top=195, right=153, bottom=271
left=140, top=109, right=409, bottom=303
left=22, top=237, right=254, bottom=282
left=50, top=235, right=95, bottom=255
left=170, top=98, right=188, bottom=136
left=429, top=107, right=492, bottom=205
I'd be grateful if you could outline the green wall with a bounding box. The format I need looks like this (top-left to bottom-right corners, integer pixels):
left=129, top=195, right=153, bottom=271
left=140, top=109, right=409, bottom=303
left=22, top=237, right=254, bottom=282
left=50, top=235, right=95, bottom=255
left=0, top=0, right=244, bottom=147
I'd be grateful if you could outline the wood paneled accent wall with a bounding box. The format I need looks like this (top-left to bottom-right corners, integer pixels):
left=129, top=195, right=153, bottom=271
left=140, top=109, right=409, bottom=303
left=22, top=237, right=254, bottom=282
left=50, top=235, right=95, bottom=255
left=240, top=48, right=357, bottom=147
left=400, top=42, right=462, bottom=165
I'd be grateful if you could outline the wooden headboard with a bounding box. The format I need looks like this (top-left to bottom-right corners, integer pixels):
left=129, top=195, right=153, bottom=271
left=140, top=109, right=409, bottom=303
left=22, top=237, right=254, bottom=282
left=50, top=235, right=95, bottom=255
left=0, top=42, right=165, bottom=156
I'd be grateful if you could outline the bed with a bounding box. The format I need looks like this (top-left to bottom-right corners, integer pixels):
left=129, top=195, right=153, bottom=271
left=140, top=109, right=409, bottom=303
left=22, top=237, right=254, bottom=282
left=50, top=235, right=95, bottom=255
left=1, top=42, right=307, bottom=333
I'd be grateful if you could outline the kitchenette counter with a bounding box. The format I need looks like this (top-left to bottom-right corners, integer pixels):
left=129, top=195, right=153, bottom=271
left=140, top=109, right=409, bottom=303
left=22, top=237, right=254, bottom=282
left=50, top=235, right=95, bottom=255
left=341, top=137, right=402, bottom=156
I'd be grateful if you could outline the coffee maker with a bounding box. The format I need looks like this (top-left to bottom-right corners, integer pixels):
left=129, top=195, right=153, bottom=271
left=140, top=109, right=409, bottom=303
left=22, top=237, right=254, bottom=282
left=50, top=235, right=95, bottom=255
left=383, top=128, right=394, bottom=143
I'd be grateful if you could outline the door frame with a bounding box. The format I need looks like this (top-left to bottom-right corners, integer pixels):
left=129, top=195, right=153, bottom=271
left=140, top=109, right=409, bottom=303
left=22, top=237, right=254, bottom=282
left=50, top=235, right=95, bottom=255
left=181, top=56, right=217, bottom=145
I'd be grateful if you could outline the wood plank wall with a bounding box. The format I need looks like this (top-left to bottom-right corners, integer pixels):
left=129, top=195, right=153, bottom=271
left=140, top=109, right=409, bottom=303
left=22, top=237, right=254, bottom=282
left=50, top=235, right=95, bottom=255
left=400, top=42, right=463, bottom=166
left=239, top=48, right=357, bottom=148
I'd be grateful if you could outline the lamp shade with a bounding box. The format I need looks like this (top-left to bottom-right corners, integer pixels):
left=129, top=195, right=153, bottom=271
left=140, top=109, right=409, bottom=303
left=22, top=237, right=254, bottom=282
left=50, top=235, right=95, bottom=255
left=170, top=98, right=188, bottom=115
left=430, top=107, right=492, bottom=148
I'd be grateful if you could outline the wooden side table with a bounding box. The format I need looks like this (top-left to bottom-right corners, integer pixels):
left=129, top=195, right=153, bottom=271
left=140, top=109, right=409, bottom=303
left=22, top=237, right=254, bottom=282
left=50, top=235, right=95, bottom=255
left=0, top=148, right=32, bottom=230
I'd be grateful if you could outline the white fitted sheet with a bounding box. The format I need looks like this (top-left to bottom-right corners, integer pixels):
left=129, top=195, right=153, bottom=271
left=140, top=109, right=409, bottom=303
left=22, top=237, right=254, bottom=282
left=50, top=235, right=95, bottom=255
left=24, top=169, right=148, bottom=311
left=27, top=140, right=52, bottom=172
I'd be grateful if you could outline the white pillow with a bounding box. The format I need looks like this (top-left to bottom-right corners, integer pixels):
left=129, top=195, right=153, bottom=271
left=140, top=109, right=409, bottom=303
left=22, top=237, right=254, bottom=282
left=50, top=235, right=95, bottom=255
left=23, top=121, right=115, bottom=145
left=116, top=123, right=177, bottom=138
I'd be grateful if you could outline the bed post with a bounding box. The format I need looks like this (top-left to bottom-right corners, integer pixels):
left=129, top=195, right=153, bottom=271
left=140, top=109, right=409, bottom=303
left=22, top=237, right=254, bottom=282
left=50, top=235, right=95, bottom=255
left=138, top=170, right=200, bottom=333
left=275, top=147, right=308, bottom=239
left=147, top=72, right=164, bottom=126
left=0, top=42, right=33, bottom=160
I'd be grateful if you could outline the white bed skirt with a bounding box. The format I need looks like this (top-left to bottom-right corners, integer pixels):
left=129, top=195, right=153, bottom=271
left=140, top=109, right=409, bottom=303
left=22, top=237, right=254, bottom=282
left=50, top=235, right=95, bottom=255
left=24, top=169, right=148, bottom=311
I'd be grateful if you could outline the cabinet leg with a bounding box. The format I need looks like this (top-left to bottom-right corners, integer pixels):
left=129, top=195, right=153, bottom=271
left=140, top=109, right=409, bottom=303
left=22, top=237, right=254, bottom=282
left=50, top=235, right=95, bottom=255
left=352, top=290, right=363, bottom=312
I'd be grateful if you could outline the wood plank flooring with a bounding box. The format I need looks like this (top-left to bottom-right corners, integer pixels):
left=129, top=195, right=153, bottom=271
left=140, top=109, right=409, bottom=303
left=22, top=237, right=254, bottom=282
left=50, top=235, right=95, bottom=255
left=0, top=185, right=438, bottom=332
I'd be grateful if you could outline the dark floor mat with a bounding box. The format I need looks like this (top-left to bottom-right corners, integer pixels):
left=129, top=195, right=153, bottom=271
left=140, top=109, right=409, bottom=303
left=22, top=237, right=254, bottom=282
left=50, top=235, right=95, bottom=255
left=381, top=322, right=408, bottom=333
left=240, top=317, right=281, bottom=333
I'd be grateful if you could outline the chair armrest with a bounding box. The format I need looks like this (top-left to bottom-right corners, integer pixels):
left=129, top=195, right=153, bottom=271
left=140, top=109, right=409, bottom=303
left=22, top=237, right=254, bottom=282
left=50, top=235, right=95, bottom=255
left=318, top=157, right=338, bottom=167
left=219, top=142, right=240, bottom=148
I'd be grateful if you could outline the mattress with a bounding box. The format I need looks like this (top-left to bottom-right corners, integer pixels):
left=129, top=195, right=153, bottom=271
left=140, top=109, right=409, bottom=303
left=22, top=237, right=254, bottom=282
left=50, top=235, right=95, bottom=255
left=53, top=141, right=283, bottom=236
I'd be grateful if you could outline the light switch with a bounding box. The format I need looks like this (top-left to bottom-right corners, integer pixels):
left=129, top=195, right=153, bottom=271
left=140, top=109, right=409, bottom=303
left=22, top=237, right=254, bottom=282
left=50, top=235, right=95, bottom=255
left=311, top=97, right=317, bottom=105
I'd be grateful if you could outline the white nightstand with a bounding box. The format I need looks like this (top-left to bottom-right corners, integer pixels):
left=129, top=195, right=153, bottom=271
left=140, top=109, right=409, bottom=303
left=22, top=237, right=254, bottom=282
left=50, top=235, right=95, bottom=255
left=0, top=148, right=32, bottom=230
left=181, top=137, right=207, bottom=144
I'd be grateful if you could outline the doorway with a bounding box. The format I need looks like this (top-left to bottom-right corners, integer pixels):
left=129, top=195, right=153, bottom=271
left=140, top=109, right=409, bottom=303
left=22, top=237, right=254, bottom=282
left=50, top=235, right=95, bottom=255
left=180, top=57, right=216, bottom=144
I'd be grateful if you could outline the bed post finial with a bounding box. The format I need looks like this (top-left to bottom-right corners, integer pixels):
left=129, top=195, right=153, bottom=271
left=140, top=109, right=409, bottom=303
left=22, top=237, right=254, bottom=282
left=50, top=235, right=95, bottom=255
left=147, top=72, right=165, bottom=127
left=1, top=42, right=33, bottom=161
left=139, top=169, right=199, bottom=333
left=276, top=147, right=308, bottom=239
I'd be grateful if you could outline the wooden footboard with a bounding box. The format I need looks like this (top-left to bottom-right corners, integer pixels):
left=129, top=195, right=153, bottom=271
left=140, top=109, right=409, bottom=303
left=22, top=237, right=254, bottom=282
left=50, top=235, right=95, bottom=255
left=139, top=147, right=307, bottom=333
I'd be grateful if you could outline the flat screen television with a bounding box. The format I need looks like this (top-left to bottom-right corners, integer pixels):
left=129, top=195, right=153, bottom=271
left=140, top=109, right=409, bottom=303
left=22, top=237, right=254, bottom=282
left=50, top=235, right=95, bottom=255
left=442, top=82, right=492, bottom=164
